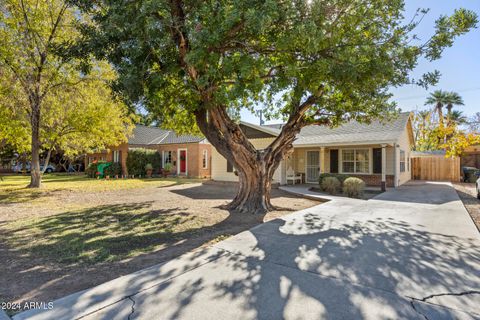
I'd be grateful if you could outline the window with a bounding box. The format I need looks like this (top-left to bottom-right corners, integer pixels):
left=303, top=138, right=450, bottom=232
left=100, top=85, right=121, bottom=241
left=342, top=149, right=370, bottom=174
left=202, top=150, right=208, bottom=169
left=400, top=150, right=406, bottom=172
left=113, top=150, right=121, bottom=163
left=163, top=151, right=172, bottom=166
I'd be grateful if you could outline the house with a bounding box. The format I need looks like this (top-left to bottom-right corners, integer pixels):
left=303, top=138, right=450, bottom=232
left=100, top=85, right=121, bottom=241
left=461, top=144, right=480, bottom=169
left=86, top=125, right=211, bottom=178
left=211, top=112, right=414, bottom=189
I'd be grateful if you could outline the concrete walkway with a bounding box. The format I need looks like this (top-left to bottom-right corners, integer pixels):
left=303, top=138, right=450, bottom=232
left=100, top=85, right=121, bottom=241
left=14, top=182, right=480, bottom=320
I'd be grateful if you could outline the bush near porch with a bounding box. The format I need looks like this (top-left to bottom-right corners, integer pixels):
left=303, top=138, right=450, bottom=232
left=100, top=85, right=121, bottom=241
left=318, top=173, right=350, bottom=186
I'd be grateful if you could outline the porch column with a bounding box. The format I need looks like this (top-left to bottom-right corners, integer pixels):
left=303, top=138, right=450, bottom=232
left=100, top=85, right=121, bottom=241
left=320, top=147, right=326, bottom=173
left=381, top=144, right=387, bottom=191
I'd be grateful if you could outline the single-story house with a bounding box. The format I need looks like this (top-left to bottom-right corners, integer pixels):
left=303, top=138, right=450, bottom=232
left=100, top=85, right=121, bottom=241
left=211, top=112, right=414, bottom=189
left=86, top=125, right=211, bottom=178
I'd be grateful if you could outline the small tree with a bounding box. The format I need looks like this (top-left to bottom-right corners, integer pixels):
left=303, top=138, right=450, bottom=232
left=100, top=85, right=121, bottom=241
left=0, top=0, right=134, bottom=186
left=77, top=1, right=476, bottom=213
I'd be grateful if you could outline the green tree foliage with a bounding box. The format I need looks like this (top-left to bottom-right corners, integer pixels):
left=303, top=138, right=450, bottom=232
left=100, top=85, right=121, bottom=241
left=126, top=149, right=162, bottom=177
left=76, top=0, right=477, bottom=213
left=0, top=0, right=134, bottom=187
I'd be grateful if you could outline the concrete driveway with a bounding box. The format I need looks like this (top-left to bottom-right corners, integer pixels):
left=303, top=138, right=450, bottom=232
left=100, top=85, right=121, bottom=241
left=14, top=182, right=480, bottom=320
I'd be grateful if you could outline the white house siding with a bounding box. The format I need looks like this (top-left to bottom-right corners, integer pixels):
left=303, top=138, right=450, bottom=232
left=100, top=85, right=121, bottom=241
left=396, top=127, right=412, bottom=186
left=211, top=138, right=283, bottom=183
left=290, top=145, right=396, bottom=175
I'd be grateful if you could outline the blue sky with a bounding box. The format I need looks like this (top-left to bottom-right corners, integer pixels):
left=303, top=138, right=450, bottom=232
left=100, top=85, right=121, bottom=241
left=241, top=0, right=480, bottom=124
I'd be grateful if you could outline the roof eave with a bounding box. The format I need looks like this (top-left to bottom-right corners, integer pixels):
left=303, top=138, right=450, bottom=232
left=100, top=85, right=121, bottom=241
left=292, top=140, right=396, bottom=148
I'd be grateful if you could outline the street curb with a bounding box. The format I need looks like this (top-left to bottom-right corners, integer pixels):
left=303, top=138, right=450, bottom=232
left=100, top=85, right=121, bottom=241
left=0, top=309, right=11, bottom=320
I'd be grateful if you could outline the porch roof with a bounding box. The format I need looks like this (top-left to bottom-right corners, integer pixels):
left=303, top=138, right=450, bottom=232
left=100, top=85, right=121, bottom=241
left=261, top=113, right=411, bottom=147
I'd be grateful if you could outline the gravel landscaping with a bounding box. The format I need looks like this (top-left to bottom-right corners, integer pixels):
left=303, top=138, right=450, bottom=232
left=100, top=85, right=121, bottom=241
left=453, top=182, right=480, bottom=231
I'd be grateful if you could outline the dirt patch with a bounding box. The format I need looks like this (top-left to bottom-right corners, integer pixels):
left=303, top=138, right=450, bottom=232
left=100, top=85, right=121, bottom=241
left=453, top=183, right=480, bottom=232
left=0, top=182, right=320, bottom=314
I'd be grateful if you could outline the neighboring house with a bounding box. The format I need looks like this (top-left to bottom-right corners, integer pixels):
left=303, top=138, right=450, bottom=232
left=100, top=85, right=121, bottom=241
left=211, top=112, right=414, bottom=189
left=86, top=125, right=211, bottom=178
left=461, top=144, right=480, bottom=169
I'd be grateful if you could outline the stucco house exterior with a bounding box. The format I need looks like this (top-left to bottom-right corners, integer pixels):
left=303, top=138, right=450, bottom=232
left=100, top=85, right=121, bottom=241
left=211, top=112, right=414, bottom=189
left=86, top=125, right=211, bottom=178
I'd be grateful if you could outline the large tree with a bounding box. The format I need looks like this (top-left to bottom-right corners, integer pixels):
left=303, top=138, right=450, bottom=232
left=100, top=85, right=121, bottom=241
left=0, top=0, right=133, bottom=187
left=76, top=0, right=476, bottom=213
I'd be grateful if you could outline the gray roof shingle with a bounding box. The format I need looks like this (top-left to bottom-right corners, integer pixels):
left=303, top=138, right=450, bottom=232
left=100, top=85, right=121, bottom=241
left=128, top=125, right=204, bottom=145
left=292, top=112, right=411, bottom=146
left=246, top=113, right=411, bottom=146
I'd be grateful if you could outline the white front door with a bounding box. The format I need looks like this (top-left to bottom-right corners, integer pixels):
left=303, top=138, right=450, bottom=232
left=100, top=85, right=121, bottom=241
left=306, top=150, right=320, bottom=183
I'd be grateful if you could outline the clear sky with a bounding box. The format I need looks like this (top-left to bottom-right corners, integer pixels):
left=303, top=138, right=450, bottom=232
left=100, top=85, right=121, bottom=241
left=240, top=0, right=480, bottom=125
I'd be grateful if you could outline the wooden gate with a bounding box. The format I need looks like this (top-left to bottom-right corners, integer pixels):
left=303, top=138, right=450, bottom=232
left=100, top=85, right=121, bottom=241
left=411, top=156, right=461, bottom=181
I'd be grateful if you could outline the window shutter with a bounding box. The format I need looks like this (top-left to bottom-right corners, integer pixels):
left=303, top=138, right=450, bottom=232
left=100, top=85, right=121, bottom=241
left=373, top=148, right=382, bottom=174
left=226, top=161, right=233, bottom=172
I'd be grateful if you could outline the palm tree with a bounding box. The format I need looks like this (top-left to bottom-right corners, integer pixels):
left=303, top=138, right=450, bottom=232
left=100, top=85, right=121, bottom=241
left=444, top=91, right=464, bottom=121
left=425, top=90, right=448, bottom=126
left=449, top=110, right=468, bottom=125
left=444, top=92, right=464, bottom=115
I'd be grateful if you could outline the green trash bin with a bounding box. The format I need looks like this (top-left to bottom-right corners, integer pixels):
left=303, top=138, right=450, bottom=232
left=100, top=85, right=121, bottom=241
left=96, top=163, right=111, bottom=178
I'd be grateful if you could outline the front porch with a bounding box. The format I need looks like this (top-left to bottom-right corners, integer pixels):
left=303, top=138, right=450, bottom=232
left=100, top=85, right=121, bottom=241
left=280, top=144, right=399, bottom=190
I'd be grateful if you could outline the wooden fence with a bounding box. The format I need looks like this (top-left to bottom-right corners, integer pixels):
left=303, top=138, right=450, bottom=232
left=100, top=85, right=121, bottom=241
left=411, top=156, right=461, bottom=181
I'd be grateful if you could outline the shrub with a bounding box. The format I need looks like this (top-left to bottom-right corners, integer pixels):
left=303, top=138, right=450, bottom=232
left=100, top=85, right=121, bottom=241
left=104, top=162, right=122, bottom=177
left=321, top=176, right=341, bottom=194
left=85, top=162, right=98, bottom=178
left=343, top=177, right=365, bottom=198
left=319, top=173, right=350, bottom=186
left=126, top=149, right=161, bottom=176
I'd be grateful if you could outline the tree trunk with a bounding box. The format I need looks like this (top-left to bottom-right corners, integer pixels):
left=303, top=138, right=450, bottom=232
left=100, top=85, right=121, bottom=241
left=28, top=101, right=42, bottom=188
left=195, top=106, right=303, bottom=214
left=226, top=154, right=279, bottom=214
left=40, top=148, right=53, bottom=174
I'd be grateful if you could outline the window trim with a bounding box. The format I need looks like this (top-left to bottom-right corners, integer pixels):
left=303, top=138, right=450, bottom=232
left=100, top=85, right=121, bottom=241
left=113, top=150, right=120, bottom=163
left=202, top=149, right=208, bottom=169
left=400, top=150, right=406, bottom=173
left=162, top=151, right=172, bottom=167
left=339, top=148, right=372, bottom=174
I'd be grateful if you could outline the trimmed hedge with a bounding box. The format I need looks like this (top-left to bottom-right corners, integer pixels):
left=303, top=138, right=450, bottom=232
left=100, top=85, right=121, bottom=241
left=126, top=149, right=161, bottom=176
left=321, top=177, right=341, bottom=195
left=319, top=173, right=350, bottom=186
left=104, top=162, right=122, bottom=177
left=343, top=177, right=365, bottom=198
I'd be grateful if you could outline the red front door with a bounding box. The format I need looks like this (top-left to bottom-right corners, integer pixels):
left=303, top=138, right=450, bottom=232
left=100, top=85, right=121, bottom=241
left=179, top=150, right=187, bottom=174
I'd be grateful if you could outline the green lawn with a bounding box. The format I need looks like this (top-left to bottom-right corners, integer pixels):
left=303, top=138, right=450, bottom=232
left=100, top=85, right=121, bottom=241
left=4, top=202, right=210, bottom=264
left=0, top=174, right=203, bottom=204
left=0, top=174, right=210, bottom=264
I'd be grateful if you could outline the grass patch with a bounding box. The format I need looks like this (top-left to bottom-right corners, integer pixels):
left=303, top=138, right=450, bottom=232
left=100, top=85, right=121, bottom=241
left=1, top=202, right=214, bottom=265
left=0, top=174, right=203, bottom=204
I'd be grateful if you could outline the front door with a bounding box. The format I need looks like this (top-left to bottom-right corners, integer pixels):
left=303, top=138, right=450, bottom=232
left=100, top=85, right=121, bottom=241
left=179, top=150, right=187, bottom=175
left=306, top=150, right=320, bottom=183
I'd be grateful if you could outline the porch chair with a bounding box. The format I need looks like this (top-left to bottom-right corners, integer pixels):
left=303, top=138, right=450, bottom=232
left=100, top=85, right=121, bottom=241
left=286, top=167, right=302, bottom=185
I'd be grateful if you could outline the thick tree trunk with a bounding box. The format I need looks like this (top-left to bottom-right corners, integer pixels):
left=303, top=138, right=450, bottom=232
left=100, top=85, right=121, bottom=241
left=226, top=155, right=278, bottom=214
left=28, top=102, right=42, bottom=188
left=195, top=106, right=304, bottom=214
